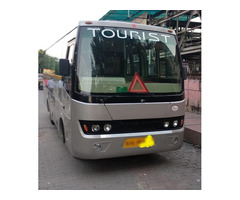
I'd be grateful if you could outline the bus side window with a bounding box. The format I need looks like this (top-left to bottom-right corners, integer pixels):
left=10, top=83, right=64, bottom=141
left=66, top=42, right=75, bottom=64
left=64, top=41, right=75, bottom=95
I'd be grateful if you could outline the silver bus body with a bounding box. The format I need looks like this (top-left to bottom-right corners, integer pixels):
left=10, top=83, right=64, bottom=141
left=43, top=20, right=185, bottom=159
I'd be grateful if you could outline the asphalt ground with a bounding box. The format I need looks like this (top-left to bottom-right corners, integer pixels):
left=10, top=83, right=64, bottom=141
left=38, top=90, right=201, bottom=190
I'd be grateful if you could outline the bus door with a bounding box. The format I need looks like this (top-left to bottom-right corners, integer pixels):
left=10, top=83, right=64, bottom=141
left=61, top=38, right=75, bottom=143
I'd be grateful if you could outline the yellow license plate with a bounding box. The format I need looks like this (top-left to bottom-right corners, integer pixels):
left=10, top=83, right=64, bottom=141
left=123, top=135, right=155, bottom=148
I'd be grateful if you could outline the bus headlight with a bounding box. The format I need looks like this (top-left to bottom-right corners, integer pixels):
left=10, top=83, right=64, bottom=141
left=104, top=124, right=112, bottom=132
left=164, top=121, right=169, bottom=128
left=91, top=124, right=100, bottom=132
left=173, top=120, right=178, bottom=127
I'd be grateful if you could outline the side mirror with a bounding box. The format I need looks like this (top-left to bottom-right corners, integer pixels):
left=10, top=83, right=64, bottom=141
left=59, top=59, right=70, bottom=76
left=183, top=66, right=188, bottom=80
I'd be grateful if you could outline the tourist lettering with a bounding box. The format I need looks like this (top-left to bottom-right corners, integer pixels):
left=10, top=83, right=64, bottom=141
left=87, top=28, right=170, bottom=43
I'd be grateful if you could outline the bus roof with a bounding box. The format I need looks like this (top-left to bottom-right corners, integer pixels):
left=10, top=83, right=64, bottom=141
left=78, top=20, right=176, bottom=35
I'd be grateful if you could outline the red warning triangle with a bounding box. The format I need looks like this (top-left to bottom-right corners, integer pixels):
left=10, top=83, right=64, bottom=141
left=128, top=72, right=149, bottom=93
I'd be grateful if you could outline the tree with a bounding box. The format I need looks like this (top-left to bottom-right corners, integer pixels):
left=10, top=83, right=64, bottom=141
left=38, top=49, right=58, bottom=73
left=38, top=49, right=46, bottom=73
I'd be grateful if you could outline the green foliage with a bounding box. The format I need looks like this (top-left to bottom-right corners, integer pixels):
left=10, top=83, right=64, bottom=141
left=38, top=49, right=58, bottom=73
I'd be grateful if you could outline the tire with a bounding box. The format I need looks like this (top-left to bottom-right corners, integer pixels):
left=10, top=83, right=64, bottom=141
left=47, top=98, right=55, bottom=125
left=49, top=112, right=55, bottom=125
left=46, top=99, right=50, bottom=112
left=59, top=119, right=66, bottom=143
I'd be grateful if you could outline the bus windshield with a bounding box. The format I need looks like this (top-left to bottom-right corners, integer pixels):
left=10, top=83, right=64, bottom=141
left=77, top=26, right=182, bottom=94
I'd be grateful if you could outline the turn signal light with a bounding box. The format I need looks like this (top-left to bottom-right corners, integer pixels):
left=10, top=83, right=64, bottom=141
left=180, top=119, right=184, bottom=127
left=83, top=124, right=88, bottom=132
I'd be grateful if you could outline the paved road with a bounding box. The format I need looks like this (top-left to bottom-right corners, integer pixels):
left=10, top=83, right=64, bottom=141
left=38, top=90, right=201, bottom=190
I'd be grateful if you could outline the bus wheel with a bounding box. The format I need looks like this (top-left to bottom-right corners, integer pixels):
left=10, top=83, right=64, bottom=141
left=50, top=112, right=55, bottom=125
left=59, top=119, right=66, bottom=143
left=46, top=99, right=50, bottom=112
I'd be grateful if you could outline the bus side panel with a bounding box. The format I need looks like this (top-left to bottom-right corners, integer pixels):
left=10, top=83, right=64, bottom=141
left=61, top=89, right=72, bottom=150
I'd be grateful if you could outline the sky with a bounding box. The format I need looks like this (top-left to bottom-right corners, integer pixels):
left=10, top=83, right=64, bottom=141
left=1, top=1, right=110, bottom=56
left=36, top=2, right=109, bottom=50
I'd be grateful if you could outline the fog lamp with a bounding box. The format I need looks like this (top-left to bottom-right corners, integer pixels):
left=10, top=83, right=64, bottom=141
left=91, top=124, right=100, bottom=132
left=93, top=143, right=101, bottom=151
left=164, top=121, right=169, bottom=128
left=173, top=120, right=178, bottom=127
left=104, top=124, right=112, bottom=132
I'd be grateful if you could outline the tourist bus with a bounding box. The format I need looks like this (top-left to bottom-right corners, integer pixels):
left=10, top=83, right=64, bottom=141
left=42, top=20, right=187, bottom=159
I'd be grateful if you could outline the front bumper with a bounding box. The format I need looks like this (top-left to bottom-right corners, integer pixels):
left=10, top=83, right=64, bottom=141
left=70, top=123, right=184, bottom=159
